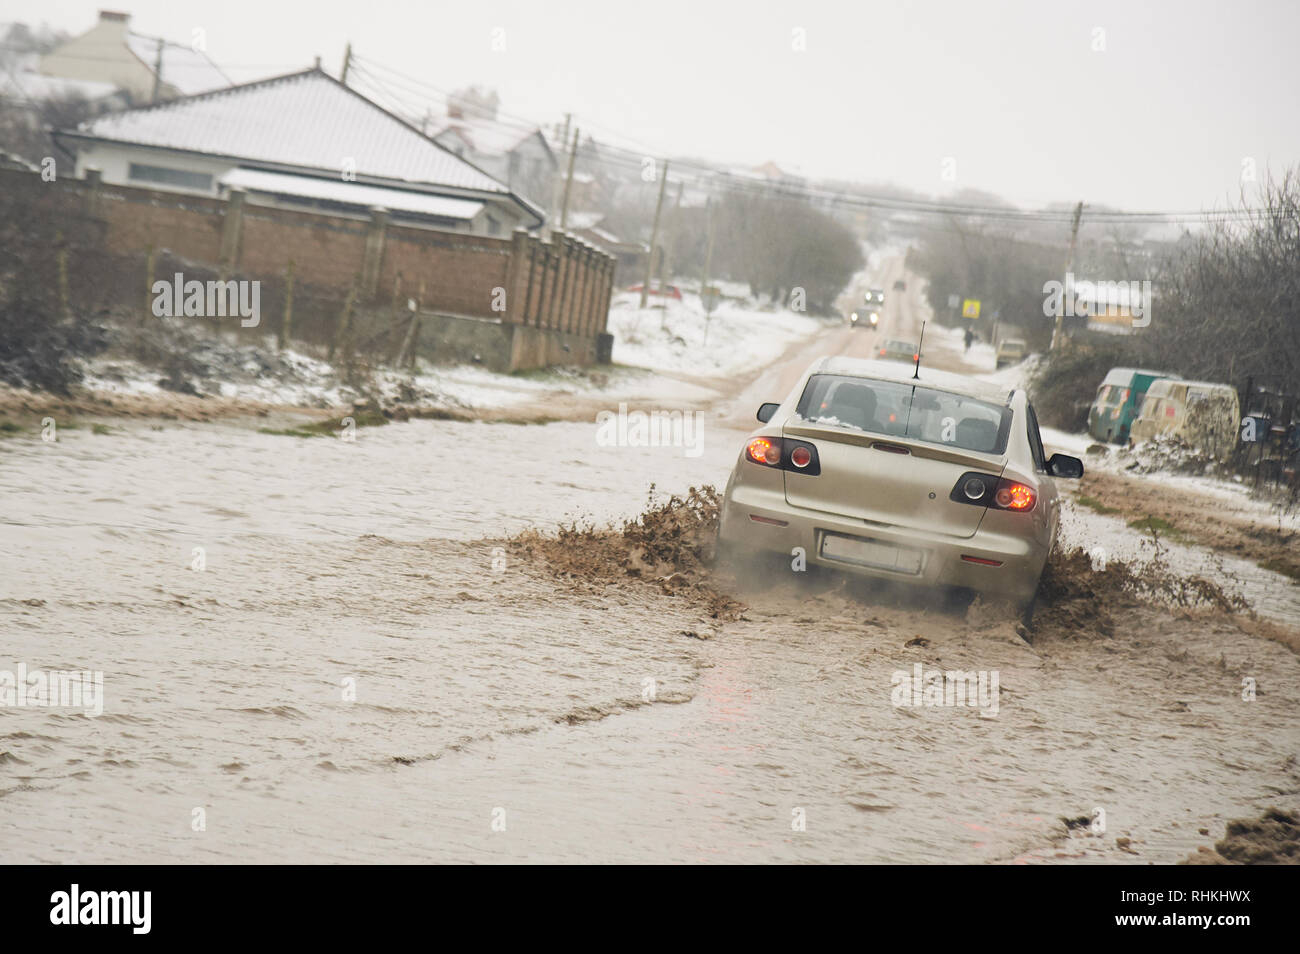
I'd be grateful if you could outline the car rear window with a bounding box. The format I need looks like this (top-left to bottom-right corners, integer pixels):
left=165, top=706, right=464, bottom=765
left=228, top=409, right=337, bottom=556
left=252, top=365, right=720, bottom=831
left=795, top=374, right=1012, bottom=454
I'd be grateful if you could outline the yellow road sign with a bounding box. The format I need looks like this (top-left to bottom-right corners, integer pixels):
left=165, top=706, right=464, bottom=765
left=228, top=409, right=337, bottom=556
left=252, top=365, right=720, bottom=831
left=961, top=299, right=981, bottom=319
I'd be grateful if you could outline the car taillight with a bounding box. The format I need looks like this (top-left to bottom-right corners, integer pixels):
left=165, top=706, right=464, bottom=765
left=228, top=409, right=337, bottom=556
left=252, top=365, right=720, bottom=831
left=879, top=348, right=886, bottom=356
left=743, top=437, right=821, bottom=475
left=747, top=437, right=781, bottom=466
left=961, top=476, right=987, bottom=500
left=995, top=481, right=1036, bottom=511
left=949, top=472, right=1038, bottom=512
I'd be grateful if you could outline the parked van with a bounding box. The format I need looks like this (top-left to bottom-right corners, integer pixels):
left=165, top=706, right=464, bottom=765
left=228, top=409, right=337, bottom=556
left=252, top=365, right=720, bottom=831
left=995, top=338, right=1027, bottom=369
left=1130, top=379, right=1240, bottom=458
left=1087, top=368, right=1174, bottom=444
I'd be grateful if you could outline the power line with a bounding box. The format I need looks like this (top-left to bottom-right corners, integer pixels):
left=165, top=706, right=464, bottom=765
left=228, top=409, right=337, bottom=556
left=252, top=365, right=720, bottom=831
left=346, top=49, right=1283, bottom=227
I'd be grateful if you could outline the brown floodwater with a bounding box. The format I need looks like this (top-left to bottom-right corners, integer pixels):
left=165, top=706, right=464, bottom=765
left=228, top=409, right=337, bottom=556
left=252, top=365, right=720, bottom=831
left=1, top=416, right=1297, bottom=862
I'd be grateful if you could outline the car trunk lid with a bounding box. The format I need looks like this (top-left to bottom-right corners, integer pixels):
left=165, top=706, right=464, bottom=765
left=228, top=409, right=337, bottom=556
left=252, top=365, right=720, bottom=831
left=781, top=422, right=1006, bottom=538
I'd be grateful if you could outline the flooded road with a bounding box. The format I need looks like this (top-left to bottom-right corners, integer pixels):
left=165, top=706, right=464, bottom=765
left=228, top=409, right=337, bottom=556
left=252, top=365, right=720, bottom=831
left=3, top=266, right=1299, bottom=864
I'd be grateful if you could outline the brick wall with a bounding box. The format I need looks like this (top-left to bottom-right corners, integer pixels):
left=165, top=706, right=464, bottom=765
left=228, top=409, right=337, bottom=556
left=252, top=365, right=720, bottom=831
left=380, top=225, right=511, bottom=318
left=1, top=168, right=614, bottom=339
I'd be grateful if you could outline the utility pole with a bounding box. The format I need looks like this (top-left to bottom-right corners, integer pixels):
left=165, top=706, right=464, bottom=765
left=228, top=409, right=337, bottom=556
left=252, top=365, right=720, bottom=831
left=702, top=196, right=717, bottom=345
left=558, top=126, right=579, bottom=231
left=150, top=37, right=164, bottom=104
left=639, top=159, right=669, bottom=309
left=1051, top=200, right=1084, bottom=352
left=547, top=113, right=571, bottom=238
left=340, top=42, right=353, bottom=85
left=656, top=178, right=684, bottom=291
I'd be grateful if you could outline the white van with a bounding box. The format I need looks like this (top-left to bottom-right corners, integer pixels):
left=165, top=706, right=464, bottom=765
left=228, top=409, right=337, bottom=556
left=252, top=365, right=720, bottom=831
left=1130, top=379, right=1240, bottom=458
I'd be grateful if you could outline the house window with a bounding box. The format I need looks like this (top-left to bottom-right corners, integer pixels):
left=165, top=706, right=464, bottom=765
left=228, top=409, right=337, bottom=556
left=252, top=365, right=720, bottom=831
left=128, top=163, right=214, bottom=191
left=485, top=216, right=501, bottom=236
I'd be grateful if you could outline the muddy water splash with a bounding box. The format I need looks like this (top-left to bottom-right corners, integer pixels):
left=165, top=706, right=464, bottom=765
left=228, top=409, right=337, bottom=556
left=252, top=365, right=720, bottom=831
left=512, top=485, right=744, bottom=621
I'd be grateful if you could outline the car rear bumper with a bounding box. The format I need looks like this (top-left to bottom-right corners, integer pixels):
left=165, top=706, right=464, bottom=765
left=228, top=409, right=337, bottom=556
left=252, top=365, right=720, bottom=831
left=720, top=482, right=1046, bottom=604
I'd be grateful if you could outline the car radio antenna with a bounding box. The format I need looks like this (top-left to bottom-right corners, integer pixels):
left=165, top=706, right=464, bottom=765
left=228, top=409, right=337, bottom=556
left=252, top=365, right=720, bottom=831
left=913, top=321, right=926, bottom=379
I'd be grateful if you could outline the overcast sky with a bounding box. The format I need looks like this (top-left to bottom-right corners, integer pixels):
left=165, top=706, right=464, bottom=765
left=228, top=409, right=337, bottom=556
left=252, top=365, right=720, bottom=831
left=6, top=0, right=1297, bottom=212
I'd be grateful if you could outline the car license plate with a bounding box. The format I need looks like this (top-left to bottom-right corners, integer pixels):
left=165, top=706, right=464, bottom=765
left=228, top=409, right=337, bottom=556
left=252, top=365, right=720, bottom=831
left=821, top=534, right=923, bottom=574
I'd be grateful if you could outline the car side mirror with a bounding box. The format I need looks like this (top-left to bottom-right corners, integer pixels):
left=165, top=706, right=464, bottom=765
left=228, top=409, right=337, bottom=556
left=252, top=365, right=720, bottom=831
left=757, top=402, right=779, bottom=423
left=1047, top=453, right=1084, bottom=479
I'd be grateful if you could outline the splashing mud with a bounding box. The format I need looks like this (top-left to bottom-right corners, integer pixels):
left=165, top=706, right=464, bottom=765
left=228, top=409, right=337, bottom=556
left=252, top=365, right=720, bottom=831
left=512, top=484, right=746, bottom=621
left=1035, top=546, right=1250, bottom=641
left=514, top=486, right=1254, bottom=644
left=1182, top=808, right=1300, bottom=864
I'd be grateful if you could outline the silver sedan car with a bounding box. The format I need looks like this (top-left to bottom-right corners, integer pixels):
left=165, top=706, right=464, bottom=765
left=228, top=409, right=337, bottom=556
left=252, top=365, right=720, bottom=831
left=717, top=356, right=1083, bottom=619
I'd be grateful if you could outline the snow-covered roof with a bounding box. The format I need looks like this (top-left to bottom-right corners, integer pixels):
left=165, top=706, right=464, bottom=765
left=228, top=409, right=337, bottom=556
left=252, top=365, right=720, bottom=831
left=220, top=168, right=484, bottom=221
left=67, top=69, right=511, bottom=196
left=565, top=211, right=603, bottom=230
left=125, top=32, right=231, bottom=96
left=0, top=64, right=121, bottom=104
left=432, top=114, right=541, bottom=156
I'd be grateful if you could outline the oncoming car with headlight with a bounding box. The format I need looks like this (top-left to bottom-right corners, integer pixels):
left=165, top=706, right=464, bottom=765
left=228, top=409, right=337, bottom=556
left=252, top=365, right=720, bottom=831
left=717, top=356, right=1083, bottom=620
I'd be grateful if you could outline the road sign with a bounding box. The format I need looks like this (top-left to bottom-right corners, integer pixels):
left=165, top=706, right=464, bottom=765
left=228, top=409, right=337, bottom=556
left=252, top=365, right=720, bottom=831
left=701, top=285, right=721, bottom=315
left=961, top=298, right=981, bottom=319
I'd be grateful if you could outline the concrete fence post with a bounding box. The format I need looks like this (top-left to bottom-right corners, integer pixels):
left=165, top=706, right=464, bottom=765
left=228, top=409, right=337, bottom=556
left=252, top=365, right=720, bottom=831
left=573, top=242, right=593, bottom=335
left=361, top=206, right=389, bottom=298
left=524, top=234, right=540, bottom=325
left=584, top=250, right=606, bottom=337
left=84, top=167, right=103, bottom=219
left=552, top=233, right=571, bottom=332
left=565, top=234, right=582, bottom=331
left=218, top=188, right=246, bottom=279
left=598, top=253, right=615, bottom=334
left=505, top=228, right=530, bottom=323
left=543, top=236, right=560, bottom=330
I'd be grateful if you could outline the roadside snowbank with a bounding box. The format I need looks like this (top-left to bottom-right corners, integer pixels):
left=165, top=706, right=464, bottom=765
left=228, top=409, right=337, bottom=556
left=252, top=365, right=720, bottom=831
left=607, top=290, right=826, bottom=377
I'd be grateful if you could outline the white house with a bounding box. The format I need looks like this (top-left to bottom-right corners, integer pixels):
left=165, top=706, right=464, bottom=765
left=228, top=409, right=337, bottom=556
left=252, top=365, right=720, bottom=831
left=426, top=91, right=556, bottom=209
left=37, top=10, right=231, bottom=103
left=55, top=67, right=545, bottom=237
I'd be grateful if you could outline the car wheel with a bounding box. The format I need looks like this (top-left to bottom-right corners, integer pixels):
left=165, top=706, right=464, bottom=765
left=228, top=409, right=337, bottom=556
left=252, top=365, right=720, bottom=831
left=1017, top=584, right=1040, bottom=640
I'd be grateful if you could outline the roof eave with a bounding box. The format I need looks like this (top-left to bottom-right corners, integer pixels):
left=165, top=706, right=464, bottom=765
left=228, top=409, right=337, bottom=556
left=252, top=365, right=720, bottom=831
left=53, top=132, right=524, bottom=207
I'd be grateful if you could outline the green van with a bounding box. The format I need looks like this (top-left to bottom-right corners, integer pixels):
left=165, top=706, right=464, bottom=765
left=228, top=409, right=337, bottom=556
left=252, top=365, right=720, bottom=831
left=1087, top=368, right=1175, bottom=444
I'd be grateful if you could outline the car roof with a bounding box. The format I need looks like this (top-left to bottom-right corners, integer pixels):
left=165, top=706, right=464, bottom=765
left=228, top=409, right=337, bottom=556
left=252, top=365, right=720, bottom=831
left=814, top=355, right=1014, bottom=405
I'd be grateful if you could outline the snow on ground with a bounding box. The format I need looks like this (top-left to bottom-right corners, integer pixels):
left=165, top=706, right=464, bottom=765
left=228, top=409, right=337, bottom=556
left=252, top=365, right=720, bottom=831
left=1058, top=496, right=1300, bottom=626
left=82, top=349, right=554, bottom=412
left=1039, top=425, right=1093, bottom=458
left=606, top=289, right=826, bottom=378
left=81, top=340, right=718, bottom=414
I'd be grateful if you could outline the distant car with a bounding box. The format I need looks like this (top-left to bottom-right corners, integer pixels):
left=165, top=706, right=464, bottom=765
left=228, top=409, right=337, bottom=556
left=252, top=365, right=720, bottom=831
left=850, top=311, right=881, bottom=330
left=625, top=282, right=682, bottom=300
left=893, top=279, right=906, bottom=292
left=718, top=357, right=1084, bottom=622
left=866, top=288, right=886, bottom=305
left=1088, top=368, right=1174, bottom=444
left=878, top=339, right=918, bottom=363
left=994, top=338, right=1027, bottom=369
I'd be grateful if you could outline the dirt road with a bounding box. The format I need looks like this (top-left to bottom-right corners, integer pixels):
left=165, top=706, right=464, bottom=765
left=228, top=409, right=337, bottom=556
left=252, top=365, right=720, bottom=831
left=2, top=259, right=1297, bottom=863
